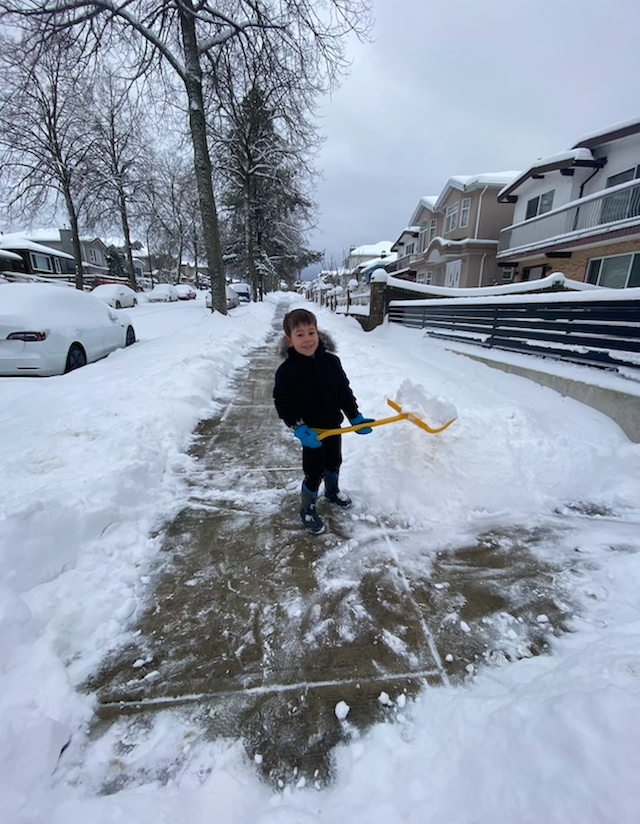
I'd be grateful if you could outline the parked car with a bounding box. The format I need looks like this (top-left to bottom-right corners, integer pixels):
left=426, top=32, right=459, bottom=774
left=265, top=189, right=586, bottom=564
left=205, top=286, right=240, bottom=311
left=0, top=283, right=135, bottom=376
left=231, top=281, right=251, bottom=302
left=148, top=283, right=179, bottom=302
left=176, top=284, right=197, bottom=300
left=91, top=283, right=138, bottom=309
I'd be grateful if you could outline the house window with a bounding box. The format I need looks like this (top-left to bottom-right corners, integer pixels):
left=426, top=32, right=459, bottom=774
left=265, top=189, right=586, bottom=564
left=89, top=248, right=101, bottom=264
left=429, top=219, right=437, bottom=243
left=425, top=270, right=433, bottom=284
left=460, top=198, right=471, bottom=228
left=525, top=190, right=555, bottom=220
left=418, top=224, right=428, bottom=252
left=600, top=167, right=640, bottom=223
left=405, top=242, right=415, bottom=255
left=445, top=203, right=458, bottom=233
left=501, top=267, right=515, bottom=281
left=586, top=253, right=640, bottom=289
left=522, top=265, right=546, bottom=281
left=54, top=257, right=62, bottom=274
left=30, top=252, right=54, bottom=273
left=606, top=167, right=640, bottom=188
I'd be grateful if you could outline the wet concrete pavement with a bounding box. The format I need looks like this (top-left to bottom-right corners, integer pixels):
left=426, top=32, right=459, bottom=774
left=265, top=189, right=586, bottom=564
left=81, top=305, right=578, bottom=792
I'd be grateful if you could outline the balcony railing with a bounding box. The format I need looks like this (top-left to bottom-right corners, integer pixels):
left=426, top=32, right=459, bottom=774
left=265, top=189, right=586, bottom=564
left=498, top=178, right=640, bottom=257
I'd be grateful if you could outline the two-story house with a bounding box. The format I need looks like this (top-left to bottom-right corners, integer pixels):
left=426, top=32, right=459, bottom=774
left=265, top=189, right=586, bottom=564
left=496, top=117, right=640, bottom=288
left=393, top=173, right=519, bottom=288
left=0, top=228, right=109, bottom=281
left=0, top=232, right=76, bottom=280
left=342, top=241, right=394, bottom=284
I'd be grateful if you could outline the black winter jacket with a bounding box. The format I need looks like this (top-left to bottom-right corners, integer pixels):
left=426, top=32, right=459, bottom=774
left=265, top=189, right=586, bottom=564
left=273, top=333, right=359, bottom=430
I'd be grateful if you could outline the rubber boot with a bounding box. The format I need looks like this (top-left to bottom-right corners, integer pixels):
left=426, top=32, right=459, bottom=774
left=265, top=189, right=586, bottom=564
left=324, top=471, right=352, bottom=508
left=300, top=485, right=325, bottom=534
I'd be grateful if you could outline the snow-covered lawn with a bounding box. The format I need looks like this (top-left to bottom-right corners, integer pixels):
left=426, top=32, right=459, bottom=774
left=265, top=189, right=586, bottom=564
left=1, top=293, right=639, bottom=823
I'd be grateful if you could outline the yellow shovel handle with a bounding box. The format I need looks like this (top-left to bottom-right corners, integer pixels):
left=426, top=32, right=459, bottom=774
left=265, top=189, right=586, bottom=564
left=313, top=413, right=407, bottom=441
left=313, top=399, right=457, bottom=440
left=387, top=397, right=457, bottom=433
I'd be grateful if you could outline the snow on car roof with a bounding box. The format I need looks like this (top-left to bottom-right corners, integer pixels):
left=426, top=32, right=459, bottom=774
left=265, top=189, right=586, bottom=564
left=1, top=283, right=119, bottom=326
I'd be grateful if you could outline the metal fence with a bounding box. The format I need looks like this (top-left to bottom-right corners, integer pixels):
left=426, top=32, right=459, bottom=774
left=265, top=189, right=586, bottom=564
left=388, top=296, right=640, bottom=372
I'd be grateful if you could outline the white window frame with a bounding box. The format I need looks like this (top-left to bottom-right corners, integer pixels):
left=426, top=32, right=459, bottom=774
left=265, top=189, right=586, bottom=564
left=405, top=242, right=414, bottom=255
left=418, top=225, right=428, bottom=253
left=525, top=190, right=555, bottom=220
left=501, top=266, right=515, bottom=281
left=429, top=219, right=437, bottom=243
left=445, top=203, right=458, bottom=234
left=30, top=252, right=54, bottom=273
left=460, top=198, right=471, bottom=228
left=586, top=252, right=640, bottom=289
left=425, top=270, right=433, bottom=285
left=89, top=247, right=101, bottom=264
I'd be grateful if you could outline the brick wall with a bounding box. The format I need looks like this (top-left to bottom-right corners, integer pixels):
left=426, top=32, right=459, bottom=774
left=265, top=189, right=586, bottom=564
left=515, top=238, right=640, bottom=283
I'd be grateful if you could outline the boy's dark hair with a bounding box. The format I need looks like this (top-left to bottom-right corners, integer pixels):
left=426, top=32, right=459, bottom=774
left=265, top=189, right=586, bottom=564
left=283, top=308, right=318, bottom=336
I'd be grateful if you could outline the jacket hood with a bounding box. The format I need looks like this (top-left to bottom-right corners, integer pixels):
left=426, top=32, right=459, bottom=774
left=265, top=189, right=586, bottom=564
left=278, top=330, right=337, bottom=359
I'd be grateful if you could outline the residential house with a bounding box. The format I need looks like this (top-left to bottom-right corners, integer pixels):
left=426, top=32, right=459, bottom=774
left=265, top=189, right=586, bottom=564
left=496, top=117, right=640, bottom=288
left=342, top=241, right=393, bottom=285
left=0, top=234, right=76, bottom=280
left=393, top=173, right=519, bottom=288
left=0, top=228, right=109, bottom=280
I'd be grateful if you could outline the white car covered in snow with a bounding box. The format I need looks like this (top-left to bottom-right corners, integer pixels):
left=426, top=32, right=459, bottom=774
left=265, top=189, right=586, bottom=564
left=206, top=286, right=240, bottom=311
left=148, top=283, right=179, bottom=303
left=231, top=281, right=251, bottom=302
left=91, top=283, right=138, bottom=309
left=0, top=283, right=136, bottom=376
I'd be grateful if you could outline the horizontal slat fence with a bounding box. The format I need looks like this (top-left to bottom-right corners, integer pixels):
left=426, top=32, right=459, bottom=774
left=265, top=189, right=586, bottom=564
left=388, top=298, right=640, bottom=372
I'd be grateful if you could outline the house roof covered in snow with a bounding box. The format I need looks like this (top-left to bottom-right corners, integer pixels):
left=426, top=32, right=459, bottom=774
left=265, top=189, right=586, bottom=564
left=435, top=171, right=520, bottom=211
left=0, top=237, right=75, bottom=260
left=1, top=228, right=64, bottom=245
left=409, top=196, right=439, bottom=226
left=346, top=241, right=393, bottom=259
left=572, top=115, right=640, bottom=150
left=497, top=149, right=602, bottom=202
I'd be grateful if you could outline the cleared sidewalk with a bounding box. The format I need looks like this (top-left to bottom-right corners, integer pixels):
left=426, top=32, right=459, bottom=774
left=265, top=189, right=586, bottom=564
left=84, top=306, right=571, bottom=791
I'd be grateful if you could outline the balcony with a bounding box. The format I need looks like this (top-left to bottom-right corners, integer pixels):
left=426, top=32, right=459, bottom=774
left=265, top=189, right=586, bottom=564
left=498, top=178, right=640, bottom=258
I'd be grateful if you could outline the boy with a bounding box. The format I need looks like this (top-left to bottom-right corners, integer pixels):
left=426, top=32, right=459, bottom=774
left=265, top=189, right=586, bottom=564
left=273, top=308, right=372, bottom=534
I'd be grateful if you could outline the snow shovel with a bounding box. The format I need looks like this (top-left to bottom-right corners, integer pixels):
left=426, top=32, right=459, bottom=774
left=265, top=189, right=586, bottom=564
left=313, top=398, right=456, bottom=441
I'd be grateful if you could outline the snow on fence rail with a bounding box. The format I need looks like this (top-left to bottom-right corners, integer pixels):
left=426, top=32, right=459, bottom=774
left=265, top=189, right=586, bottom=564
left=388, top=290, right=640, bottom=373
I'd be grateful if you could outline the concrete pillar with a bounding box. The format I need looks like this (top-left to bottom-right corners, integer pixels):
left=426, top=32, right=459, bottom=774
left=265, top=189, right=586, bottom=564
left=367, top=277, right=387, bottom=330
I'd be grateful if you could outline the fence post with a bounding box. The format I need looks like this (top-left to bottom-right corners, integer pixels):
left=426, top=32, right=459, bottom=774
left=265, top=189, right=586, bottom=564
left=368, top=277, right=386, bottom=329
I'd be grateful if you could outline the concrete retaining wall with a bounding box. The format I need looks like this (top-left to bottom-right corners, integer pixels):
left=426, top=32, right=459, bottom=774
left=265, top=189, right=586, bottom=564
left=457, top=353, right=640, bottom=443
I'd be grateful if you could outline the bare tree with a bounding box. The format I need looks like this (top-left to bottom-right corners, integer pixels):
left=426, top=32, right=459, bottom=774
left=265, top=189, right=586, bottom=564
left=0, top=0, right=372, bottom=312
left=84, top=69, right=152, bottom=290
left=0, top=30, right=95, bottom=288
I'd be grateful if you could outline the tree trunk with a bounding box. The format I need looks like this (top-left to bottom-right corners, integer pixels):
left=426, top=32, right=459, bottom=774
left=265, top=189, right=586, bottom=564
left=118, top=188, right=137, bottom=290
left=63, top=184, right=84, bottom=290
left=244, top=177, right=258, bottom=301
left=178, top=4, right=226, bottom=314
left=193, top=231, right=199, bottom=288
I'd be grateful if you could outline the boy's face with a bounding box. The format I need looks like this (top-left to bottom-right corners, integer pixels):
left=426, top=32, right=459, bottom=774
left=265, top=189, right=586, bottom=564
left=287, top=323, right=319, bottom=357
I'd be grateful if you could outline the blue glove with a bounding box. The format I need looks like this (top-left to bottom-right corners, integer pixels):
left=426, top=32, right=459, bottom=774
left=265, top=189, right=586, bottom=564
left=294, top=424, right=322, bottom=449
left=350, top=413, right=374, bottom=434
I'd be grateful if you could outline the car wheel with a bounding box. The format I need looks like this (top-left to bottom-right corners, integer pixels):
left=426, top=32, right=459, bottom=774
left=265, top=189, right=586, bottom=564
left=125, top=326, right=136, bottom=347
left=64, top=343, right=87, bottom=373
left=115, top=300, right=122, bottom=309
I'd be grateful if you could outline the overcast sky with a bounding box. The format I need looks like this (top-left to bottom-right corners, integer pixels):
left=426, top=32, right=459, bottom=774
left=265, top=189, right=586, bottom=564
left=306, top=0, right=640, bottom=271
